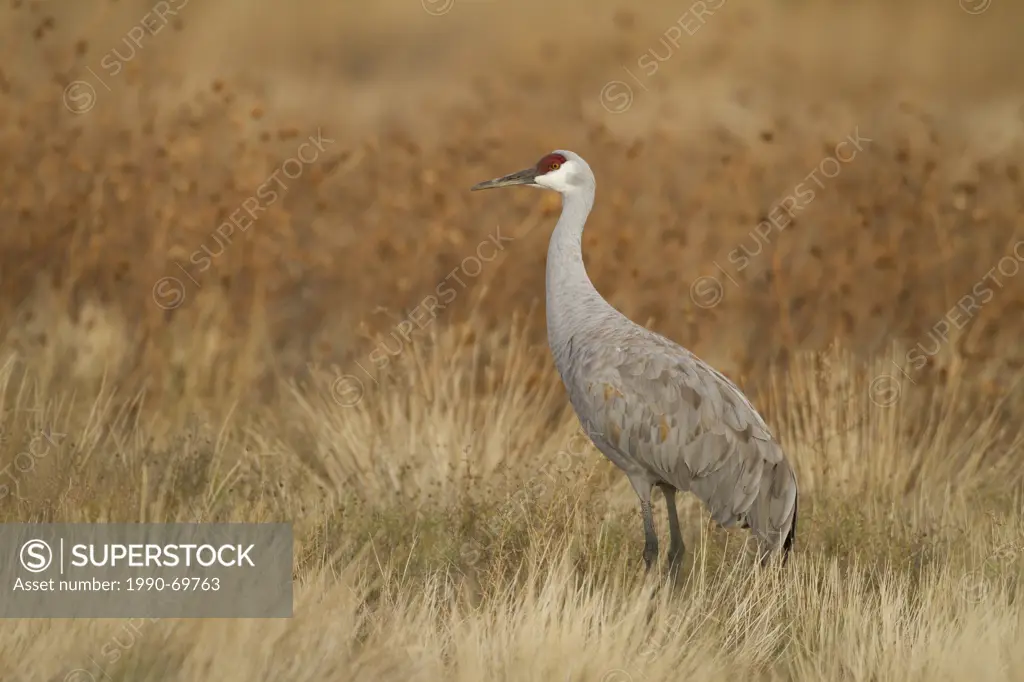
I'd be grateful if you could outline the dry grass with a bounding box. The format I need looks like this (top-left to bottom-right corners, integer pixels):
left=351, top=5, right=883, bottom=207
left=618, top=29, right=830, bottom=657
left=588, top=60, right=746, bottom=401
left=2, top=0, right=1024, bottom=679
left=1, top=324, right=1023, bottom=681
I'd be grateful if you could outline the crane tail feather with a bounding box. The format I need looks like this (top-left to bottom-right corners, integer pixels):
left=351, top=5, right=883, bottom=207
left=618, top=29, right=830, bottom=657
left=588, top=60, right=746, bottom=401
left=782, top=491, right=797, bottom=562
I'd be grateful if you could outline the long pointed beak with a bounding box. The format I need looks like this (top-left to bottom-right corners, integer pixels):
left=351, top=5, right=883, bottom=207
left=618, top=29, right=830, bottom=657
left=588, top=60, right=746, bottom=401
left=470, top=167, right=537, bottom=191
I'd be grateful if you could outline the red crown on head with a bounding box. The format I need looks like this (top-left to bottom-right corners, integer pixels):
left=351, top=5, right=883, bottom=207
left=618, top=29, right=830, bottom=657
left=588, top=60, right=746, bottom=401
left=536, top=153, right=567, bottom=175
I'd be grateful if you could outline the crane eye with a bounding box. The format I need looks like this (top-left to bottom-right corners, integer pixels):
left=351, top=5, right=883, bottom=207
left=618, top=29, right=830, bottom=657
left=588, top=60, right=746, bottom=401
left=550, top=163, right=561, bottom=170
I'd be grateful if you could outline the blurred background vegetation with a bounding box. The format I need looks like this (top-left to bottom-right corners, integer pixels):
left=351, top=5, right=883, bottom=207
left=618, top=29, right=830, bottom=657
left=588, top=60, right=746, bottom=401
left=2, top=0, right=1024, bottom=411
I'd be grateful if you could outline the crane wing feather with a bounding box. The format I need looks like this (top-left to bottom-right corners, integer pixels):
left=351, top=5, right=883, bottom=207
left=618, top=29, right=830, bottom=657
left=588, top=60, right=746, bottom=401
left=575, top=332, right=796, bottom=546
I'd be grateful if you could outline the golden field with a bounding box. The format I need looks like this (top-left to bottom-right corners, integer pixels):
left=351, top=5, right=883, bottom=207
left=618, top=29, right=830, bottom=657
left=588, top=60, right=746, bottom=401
left=1, top=0, right=1023, bottom=680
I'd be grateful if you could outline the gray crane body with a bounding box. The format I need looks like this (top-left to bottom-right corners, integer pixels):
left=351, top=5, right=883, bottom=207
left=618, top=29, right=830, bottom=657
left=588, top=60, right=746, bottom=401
left=472, top=149, right=798, bottom=572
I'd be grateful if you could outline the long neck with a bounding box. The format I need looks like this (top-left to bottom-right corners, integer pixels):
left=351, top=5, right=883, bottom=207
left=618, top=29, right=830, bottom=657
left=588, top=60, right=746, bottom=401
left=546, top=187, right=619, bottom=375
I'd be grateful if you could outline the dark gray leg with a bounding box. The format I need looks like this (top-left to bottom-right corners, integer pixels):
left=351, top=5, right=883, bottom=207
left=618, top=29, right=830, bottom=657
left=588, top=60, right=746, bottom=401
left=628, top=474, right=658, bottom=572
left=658, top=483, right=684, bottom=577
left=640, top=500, right=658, bottom=572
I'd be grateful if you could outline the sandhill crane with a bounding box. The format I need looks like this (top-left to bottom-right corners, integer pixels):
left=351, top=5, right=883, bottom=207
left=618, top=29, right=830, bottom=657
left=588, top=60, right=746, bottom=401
left=471, top=150, right=799, bottom=574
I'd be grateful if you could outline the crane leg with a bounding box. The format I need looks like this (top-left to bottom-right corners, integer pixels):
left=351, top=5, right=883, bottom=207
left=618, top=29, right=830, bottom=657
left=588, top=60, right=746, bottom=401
left=628, top=474, right=658, bottom=572
left=658, top=483, right=684, bottom=579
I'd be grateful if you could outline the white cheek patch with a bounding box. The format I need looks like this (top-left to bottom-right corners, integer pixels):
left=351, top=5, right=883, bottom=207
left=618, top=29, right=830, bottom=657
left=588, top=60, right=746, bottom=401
left=537, top=164, right=573, bottom=190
